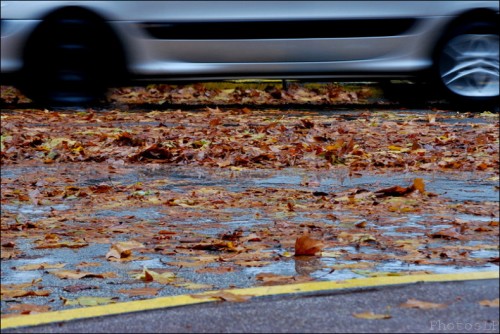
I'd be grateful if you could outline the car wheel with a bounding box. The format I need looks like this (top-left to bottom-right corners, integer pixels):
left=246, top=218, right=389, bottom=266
left=21, top=8, right=126, bottom=107
left=434, top=21, right=499, bottom=109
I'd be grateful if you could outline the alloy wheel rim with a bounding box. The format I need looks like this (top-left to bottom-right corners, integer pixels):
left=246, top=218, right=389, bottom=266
left=439, top=34, right=499, bottom=97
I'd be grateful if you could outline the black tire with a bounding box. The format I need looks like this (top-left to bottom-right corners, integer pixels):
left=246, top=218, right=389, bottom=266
left=433, top=21, right=499, bottom=110
left=20, top=7, right=126, bottom=107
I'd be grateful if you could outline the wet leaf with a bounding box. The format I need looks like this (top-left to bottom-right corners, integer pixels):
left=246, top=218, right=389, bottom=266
left=413, top=178, right=425, bottom=194
left=353, top=311, right=391, bottom=320
left=51, top=270, right=118, bottom=279
left=34, top=239, right=88, bottom=249
left=190, top=291, right=253, bottom=302
left=399, top=298, right=447, bottom=309
left=7, top=303, right=51, bottom=314
left=478, top=298, right=499, bottom=307
left=430, top=228, right=463, bottom=240
left=117, top=287, right=160, bottom=297
left=132, top=267, right=176, bottom=284
left=294, top=235, right=324, bottom=256
left=195, top=266, right=236, bottom=274
left=62, top=296, right=118, bottom=306
left=76, top=262, right=102, bottom=268
left=106, top=240, right=145, bottom=260
left=173, top=282, right=214, bottom=290
left=63, top=285, right=98, bottom=293
left=374, top=184, right=415, bottom=198
left=15, top=262, right=66, bottom=271
left=1, top=289, right=51, bottom=298
left=255, top=272, right=313, bottom=286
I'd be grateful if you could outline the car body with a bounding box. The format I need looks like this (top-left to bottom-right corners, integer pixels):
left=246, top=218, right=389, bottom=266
left=1, top=1, right=498, bottom=107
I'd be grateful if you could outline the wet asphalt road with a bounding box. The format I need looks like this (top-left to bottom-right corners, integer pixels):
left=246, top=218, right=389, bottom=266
left=3, top=278, right=499, bottom=333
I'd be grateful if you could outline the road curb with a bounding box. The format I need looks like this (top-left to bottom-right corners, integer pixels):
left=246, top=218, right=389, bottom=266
left=2, top=271, right=498, bottom=330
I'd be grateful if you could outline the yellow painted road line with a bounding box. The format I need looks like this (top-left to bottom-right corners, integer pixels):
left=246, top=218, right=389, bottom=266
left=2, top=271, right=498, bottom=330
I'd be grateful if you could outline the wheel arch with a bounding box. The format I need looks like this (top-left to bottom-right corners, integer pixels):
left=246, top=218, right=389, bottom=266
left=21, top=5, right=129, bottom=85
left=431, top=8, right=499, bottom=63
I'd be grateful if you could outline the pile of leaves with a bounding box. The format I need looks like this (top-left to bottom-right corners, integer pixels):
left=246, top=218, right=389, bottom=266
left=1, top=107, right=498, bottom=172
left=1, top=82, right=377, bottom=106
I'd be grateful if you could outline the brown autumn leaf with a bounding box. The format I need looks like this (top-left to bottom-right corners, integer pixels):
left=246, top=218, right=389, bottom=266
left=189, top=240, right=245, bottom=252
left=1, top=279, right=42, bottom=291
left=15, top=262, right=66, bottom=271
left=353, top=311, right=391, bottom=320
left=294, top=235, right=324, bottom=256
left=8, top=303, right=51, bottom=314
left=132, top=267, right=175, bottom=284
left=89, top=184, right=113, bottom=193
left=478, top=298, right=499, bottom=307
left=1, top=289, right=51, bottom=298
left=373, top=178, right=425, bottom=198
left=233, top=260, right=271, bottom=267
left=1, top=249, right=23, bottom=259
left=117, top=287, right=160, bottom=297
left=255, top=272, right=314, bottom=286
left=374, top=184, right=415, bottom=198
left=62, top=296, right=118, bottom=306
left=172, top=282, right=214, bottom=290
left=190, top=291, right=253, bottom=302
left=50, top=270, right=118, bottom=279
left=399, top=298, right=447, bottom=309
left=63, top=285, right=98, bottom=293
left=34, top=239, right=88, bottom=249
left=195, top=266, right=236, bottom=274
left=413, top=178, right=426, bottom=194
left=76, top=262, right=102, bottom=268
left=105, top=240, right=145, bottom=260
left=429, top=228, right=463, bottom=240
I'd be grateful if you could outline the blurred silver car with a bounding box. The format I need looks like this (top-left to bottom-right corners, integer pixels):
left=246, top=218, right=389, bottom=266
left=1, top=1, right=498, bottom=107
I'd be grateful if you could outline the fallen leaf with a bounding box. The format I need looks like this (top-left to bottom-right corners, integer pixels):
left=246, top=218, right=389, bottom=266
left=106, top=240, right=145, bottom=260
left=63, top=285, right=98, bottom=293
left=190, top=291, right=253, bottom=302
left=132, top=267, right=175, bottom=284
left=413, top=178, right=426, bottom=194
left=62, top=296, right=118, bottom=306
left=195, top=266, right=236, bottom=274
left=233, top=260, right=271, bottom=267
left=478, top=298, right=499, bottom=307
left=172, top=282, right=214, bottom=290
left=117, top=287, right=160, bottom=297
left=51, top=270, right=117, bottom=279
left=294, top=235, right=324, bottom=256
left=1, top=289, right=51, bottom=298
left=374, top=184, right=415, bottom=198
left=399, top=298, right=447, bottom=309
left=255, top=272, right=314, bottom=286
left=430, top=228, right=463, bottom=240
left=76, top=262, right=102, bottom=268
left=7, top=303, right=51, bottom=314
left=15, top=262, right=66, bottom=271
left=34, top=239, right=88, bottom=249
left=353, top=311, right=391, bottom=320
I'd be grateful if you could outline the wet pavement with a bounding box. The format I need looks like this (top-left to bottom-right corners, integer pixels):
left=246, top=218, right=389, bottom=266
left=1, top=165, right=498, bottom=314
left=1, top=105, right=498, bottom=330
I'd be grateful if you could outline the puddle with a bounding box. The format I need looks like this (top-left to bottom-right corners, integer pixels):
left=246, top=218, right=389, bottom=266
left=1, top=165, right=498, bottom=314
left=93, top=208, right=164, bottom=220
left=2, top=204, right=71, bottom=219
